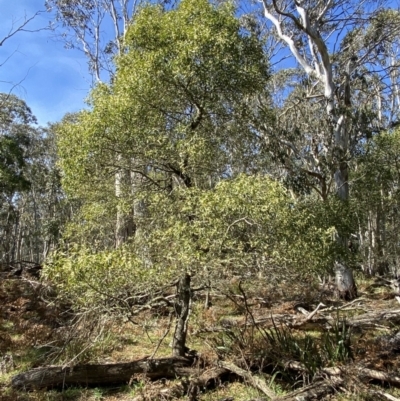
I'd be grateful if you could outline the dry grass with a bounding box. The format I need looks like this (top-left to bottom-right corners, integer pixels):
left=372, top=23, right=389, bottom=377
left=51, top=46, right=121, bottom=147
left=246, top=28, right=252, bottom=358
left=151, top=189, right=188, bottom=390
left=1, top=274, right=400, bottom=400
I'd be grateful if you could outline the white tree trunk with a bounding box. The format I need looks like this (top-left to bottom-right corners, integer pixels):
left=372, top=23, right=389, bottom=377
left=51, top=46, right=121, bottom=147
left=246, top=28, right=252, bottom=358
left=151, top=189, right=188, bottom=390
left=260, top=0, right=350, bottom=200
left=115, top=166, right=134, bottom=248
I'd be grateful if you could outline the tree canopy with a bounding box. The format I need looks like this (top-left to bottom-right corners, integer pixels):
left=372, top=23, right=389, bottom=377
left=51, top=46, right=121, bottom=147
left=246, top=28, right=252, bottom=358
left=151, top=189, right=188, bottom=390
left=3, top=0, right=400, bottom=399
left=56, top=0, right=272, bottom=246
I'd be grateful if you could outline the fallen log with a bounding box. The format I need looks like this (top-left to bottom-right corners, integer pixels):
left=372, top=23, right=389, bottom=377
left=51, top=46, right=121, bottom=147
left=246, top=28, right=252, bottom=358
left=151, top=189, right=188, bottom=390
left=227, top=307, right=400, bottom=331
left=131, top=367, right=229, bottom=401
left=278, top=378, right=343, bottom=401
left=12, top=356, right=194, bottom=390
left=219, top=361, right=342, bottom=401
left=187, top=367, right=230, bottom=400
left=285, top=359, right=400, bottom=390
left=356, top=366, right=400, bottom=386
left=347, top=309, right=400, bottom=328
left=219, top=361, right=276, bottom=399
left=371, top=390, right=400, bottom=401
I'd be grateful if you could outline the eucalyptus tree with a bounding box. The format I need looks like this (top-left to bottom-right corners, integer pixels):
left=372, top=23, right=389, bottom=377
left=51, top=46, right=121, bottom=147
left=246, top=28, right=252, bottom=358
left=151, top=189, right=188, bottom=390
left=0, top=9, right=51, bottom=97
left=46, top=0, right=143, bottom=83
left=0, top=10, right=47, bottom=48
left=256, top=0, right=399, bottom=202
left=0, top=94, right=67, bottom=267
left=247, top=0, right=400, bottom=281
left=352, top=128, right=400, bottom=275
left=341, top=8, right=400, bottom=129
left=17, top=125, right=70, bottom=264
left=0, top=94, right=35, bottom=266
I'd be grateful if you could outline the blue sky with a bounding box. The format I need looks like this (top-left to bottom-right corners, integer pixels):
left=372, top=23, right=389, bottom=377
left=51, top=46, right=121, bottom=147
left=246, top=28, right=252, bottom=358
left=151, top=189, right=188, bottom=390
left=0, top=0, right=91, bottom=126
left=1, top=0, right=398, bottom=127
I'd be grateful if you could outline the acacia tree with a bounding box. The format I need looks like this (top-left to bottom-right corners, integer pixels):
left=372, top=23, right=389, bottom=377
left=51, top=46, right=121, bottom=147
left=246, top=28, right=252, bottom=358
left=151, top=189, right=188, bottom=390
left=52, top=0, right=273, bottom=356
left=56, top=0, right=271, bottom=247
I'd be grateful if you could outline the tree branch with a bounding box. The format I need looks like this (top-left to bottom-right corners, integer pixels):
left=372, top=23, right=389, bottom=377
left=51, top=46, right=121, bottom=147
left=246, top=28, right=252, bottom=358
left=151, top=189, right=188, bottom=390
left=0, top=11, right=47, bottom=47
left=260, top=1, right=315, bottom=77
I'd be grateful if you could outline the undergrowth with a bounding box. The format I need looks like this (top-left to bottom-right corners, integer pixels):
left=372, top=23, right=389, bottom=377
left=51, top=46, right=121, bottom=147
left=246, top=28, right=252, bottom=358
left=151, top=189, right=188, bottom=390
left=1, top=275, right=400, bottom=400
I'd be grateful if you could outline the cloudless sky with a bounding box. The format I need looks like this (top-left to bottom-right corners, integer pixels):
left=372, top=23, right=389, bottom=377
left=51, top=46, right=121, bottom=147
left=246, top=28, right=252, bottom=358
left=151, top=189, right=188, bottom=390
left=1, top=0, right=398, bottom=126
left=0, top=0, right=91, bottom=126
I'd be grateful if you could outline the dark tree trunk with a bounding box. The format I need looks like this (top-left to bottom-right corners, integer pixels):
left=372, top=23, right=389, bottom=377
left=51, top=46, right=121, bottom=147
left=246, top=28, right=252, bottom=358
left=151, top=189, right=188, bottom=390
left=11, top=356, right=193, bottom=390
left=172, top=273, right=191, bottom=357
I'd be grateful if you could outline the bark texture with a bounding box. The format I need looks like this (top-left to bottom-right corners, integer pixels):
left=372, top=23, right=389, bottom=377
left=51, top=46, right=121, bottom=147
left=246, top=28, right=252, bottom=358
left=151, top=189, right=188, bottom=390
left=172, top=273, right=192, bottom=357
left=335, top=263, right=357, bottom=300
left=11, top=356, right=193, bottom=390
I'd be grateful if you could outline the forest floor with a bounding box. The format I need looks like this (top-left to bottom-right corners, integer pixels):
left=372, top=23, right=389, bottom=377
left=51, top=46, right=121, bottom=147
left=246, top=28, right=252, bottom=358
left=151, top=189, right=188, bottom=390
left=1, top=271, right=400, bottom=401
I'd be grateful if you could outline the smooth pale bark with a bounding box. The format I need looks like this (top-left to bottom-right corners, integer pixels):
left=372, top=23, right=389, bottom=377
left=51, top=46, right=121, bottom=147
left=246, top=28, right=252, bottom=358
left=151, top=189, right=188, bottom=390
left=115, top=166, right=134, bottom=248
left=48, top=0, right=140, bottom=83
left=390, top=56, right=400, bottom=124
left=259, top=1, right=359, bottom=299
left=260, top=0, right=350, bottom=200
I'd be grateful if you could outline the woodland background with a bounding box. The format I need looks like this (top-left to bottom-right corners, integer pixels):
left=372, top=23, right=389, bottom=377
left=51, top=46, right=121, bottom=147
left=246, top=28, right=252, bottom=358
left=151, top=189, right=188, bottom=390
left=1, top=0, right=400, bottom=400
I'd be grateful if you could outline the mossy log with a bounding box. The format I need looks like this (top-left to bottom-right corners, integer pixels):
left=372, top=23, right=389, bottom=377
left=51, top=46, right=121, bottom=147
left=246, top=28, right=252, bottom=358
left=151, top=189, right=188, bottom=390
left=12, top=356, right=193, bottom=390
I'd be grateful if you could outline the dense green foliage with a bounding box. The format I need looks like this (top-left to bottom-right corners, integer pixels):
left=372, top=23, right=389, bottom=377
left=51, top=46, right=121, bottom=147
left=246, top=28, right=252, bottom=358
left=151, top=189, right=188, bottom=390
left=44, top=0, right=372, bottom=314
left=3, top=2, right=400, bottom=399
left=46, top=173, right=347, bottom=316
left=55, top=0, right=272, bottom=247
left=0, top=94, right=34, bottom=195
left=2, top=0, right=399, bottom=336
left=0, top=94, right=70, bottom=266
left=351, top=127, right=400, bottom=274
left=57, top=0, right=271, bottom=197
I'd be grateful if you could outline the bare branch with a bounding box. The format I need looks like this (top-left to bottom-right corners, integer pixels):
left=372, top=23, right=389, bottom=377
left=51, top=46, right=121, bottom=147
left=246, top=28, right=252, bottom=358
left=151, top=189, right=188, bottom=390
left=0, top=11, right=48, bottom=47
left=271, top=0, right=303, bottom=30
left=316, top=0, right=334, bottom=23
left=260, top=0, right=315, bottom=77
